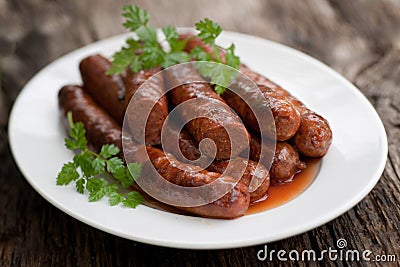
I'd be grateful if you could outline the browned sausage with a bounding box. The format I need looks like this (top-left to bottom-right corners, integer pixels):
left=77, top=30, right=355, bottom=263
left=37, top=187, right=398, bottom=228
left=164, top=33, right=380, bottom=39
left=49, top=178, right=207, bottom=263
left=291, top=112, right=331, bottom=157
left=270, top=142, right=306, bottom=183
left=208, top=160, right=270, bottom=202
left=222, top=84, right=301, bottom=141
left=59, top=86, right=249, bottom=219
left=58, top=85, right=122, bottom=153
left=79, top=54, right=126, bottom=124
left=123, top=67, right=168, bottom=145
left=240, top=66, right=332, bottom=157
left=181, top=36, right=301, bottom=141
left=246, top=134, right=306, bottom=182
left=140, top=146, right=250, bottom=219
left=163, top=126, right=269, bottom=201
left=164, top=64, right=250, bottom=159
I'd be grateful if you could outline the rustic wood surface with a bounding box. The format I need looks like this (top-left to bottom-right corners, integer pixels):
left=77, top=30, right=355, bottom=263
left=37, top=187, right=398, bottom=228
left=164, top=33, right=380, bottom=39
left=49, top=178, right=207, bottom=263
left=1, top=0, right=399, bottom=266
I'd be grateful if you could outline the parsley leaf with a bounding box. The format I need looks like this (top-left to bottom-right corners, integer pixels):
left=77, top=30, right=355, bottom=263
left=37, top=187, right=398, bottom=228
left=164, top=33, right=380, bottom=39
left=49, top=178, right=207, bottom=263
left=100, top=144, right=120, bottom=158
left=56, top=111, right=143, bottom=209
left=76, top=178, right=85, bottom=194
left=225, top=44, right=240, bottom=69
left=109, top=4, right=241, bottom=95
left=56, top=162, right=79, bottom=185
left=107, top=157, right=125, bottom=174
left=123, top=191, right=144, bottom=208
left=106, top=39, right=140, bottom=75
left=122, top=4, right=150, bottom=31
left=195, top=18, right=222, bottom=46
left=127, top=163, right=142, bottom=180
left=190, top=47, right=212, bottom=61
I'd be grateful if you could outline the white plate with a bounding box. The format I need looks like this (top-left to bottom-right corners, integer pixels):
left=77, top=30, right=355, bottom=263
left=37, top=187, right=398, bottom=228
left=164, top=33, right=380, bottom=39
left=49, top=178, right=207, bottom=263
left=9, top=30, right=387, bottom=249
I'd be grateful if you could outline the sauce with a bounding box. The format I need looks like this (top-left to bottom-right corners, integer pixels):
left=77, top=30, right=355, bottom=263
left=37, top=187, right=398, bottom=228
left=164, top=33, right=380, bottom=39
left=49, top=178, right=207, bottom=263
left=246, top=158, right=321, bottom=214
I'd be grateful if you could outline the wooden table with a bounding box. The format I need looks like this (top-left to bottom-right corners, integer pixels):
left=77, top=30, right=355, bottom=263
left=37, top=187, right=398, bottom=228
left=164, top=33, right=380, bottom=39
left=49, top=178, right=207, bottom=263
left=1, top=0, right=399, bottom=266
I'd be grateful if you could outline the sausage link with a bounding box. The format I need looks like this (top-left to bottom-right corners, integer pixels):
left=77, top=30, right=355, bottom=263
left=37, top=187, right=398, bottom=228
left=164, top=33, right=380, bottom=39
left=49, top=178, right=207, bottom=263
left=164, top=65, right=250, bottom=159
left=59, top=86, right=249, bottom=219
left=79, top=55, right=126, bottom=124
left=58, top=85, right=122, bottom=153
left=123, top=67, right=168, bottom=145
left=181, top=35, right=301, bottom=141
left=142, top=146, right=250, bottom=219
left=163, top=126, right=269, bottom=201
left=270, top=142, right=306, bottom=183
left=247, top=134, right=306, bottom=182
left=222, top=84, right=301, bottom=141
left=240, top=66, right=332, bottom=157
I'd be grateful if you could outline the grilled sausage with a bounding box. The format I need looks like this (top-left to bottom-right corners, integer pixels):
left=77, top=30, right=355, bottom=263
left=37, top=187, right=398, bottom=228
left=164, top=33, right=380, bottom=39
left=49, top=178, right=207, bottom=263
left=123, top=67, right=168, bottom=145
left=246, top=134, right=306, bottom=182
left=79, top=54, right=126, bottom=124
left=208, top=160, right=270, bottom=202
left=222, top=84, right=301, bottom=141
left=240, top=66, right=332, bottom=157
left=164, top=64, right=250, bottom=160
left=140, top=146, right=250, bottom=219
left=270, top=142, right=306, bottom=183
left=59, top=86, right=249, bottom=219
left=58, top=85, right=122, bottom=153
left=181, top=36, right=301, bottom=141
left=163, top=126, right=269, bottom=201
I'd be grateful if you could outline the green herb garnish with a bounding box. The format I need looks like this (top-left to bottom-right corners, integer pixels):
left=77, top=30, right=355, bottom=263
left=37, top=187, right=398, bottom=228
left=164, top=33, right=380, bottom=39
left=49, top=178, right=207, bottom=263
left=57, top=112, right=143, bottom=208
left=107, top=4, right=241, bottom=95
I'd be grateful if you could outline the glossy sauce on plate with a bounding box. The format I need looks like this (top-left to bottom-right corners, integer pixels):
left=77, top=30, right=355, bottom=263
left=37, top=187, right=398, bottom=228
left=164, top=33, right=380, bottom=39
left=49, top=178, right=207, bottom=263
left=247, top=158, right=321, bottom=214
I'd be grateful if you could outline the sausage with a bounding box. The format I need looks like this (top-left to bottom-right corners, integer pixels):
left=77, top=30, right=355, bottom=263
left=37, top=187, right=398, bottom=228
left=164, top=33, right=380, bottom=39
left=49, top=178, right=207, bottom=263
left=163, top=126, right=269, bottom=201
left=270, top=142, right=306, bottom=183
left=164, top=64, right=250, bottom=159
left=246, top=134, right=306, bottom=182
left=139, top=146, right=250, bottom=219
left=208, top=160, right=270, bottom=202
left=240, top=66, right=332, bottom=157
left=79, top=54, right=126, bottom=124
left=58, top=86, right=249, bottom=219
left=123, top=67, right=168, bottom=145
left=222, top=84, right=301, bottom=141
left=181, top=36, right=301, bottom=141
left=58, top=85, right=122, bottom=153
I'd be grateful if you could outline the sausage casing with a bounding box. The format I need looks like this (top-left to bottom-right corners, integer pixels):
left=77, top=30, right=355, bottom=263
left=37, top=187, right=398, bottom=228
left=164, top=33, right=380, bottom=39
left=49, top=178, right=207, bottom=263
left=79, top=55, right=126, bottom=124
left=164, top=64, right=250, bottom=160
left=163, top=126, right=269, bottom=201
left=124, top=67, right=168, bottom=145
left=58, top=85, right=122, bottom=153
left=240, top=66, right=332, bottom=157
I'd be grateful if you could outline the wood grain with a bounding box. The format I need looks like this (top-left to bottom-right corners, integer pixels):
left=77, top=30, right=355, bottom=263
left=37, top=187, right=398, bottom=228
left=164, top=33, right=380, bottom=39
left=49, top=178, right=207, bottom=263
left=1, top=0, right=399, bottom=266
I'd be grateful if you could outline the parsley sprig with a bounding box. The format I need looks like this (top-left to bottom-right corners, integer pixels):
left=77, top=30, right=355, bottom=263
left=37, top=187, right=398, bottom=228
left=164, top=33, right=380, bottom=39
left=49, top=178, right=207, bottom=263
left=194, top=18, right=240, bottom=94
left=106, top=5, right=189, bottom=75
left=107, top=4, right=241, bottom=95
left=57, top=112, right=143, bottom=208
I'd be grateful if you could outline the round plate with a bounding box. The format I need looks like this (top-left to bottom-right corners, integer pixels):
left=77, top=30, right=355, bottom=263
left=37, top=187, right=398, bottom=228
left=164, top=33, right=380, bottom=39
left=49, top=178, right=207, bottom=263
left=9, top=30, right=387, bottom=249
